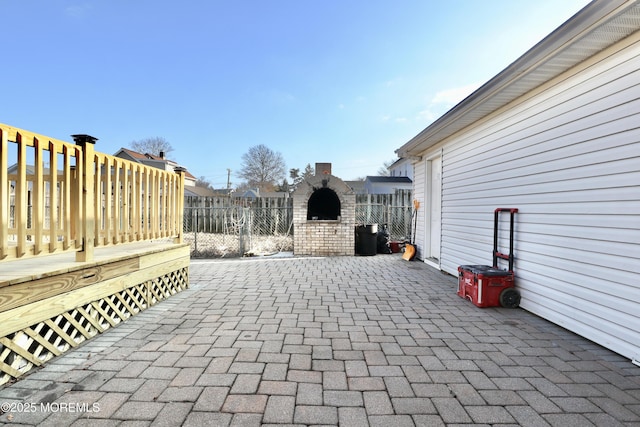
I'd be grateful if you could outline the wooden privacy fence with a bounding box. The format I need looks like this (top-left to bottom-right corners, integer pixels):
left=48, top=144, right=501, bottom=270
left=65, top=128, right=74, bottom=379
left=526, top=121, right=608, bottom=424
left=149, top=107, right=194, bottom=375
left=184, top=195, right=292, bottom=233
left=1, top=123, right=185, bottom=263
left=184, top=195, right=293, bottom=257
left=355, top=191, right=413, bottom=240
left=183, top=191, right=413, bottom=257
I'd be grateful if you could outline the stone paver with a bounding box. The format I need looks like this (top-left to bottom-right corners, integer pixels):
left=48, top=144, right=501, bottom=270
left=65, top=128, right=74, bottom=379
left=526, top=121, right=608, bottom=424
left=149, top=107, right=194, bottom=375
left=0, top=255, right=639, bottom=426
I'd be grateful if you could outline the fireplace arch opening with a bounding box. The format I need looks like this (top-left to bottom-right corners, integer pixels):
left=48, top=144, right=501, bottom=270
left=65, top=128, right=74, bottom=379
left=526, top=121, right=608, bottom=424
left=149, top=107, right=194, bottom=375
left=307, top=187, right=341, bottom=220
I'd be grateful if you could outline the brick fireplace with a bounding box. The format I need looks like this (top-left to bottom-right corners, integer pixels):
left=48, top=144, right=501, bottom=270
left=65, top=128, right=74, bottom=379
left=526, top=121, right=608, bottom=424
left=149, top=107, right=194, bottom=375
left=293, top=163, right=356, bottom=256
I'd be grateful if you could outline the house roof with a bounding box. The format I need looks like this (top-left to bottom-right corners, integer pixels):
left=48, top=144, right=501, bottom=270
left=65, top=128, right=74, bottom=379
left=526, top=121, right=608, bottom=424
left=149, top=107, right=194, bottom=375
left=144, top=153, right=168, bottom=161
left=388, top=157, right=409, bottom=169
left=115, top=147, right=178, bottom=165
left=113, top=147, right=197, bottom=181
left=240, top=189, right=289, bottom=199
left=184, top=185, right=224, bottom=197
left=184, top=170, right=197, bottom=181
left=116, top=147, right=149, bottom=161
left=396, top=0, right=640, bottom=158
left=365, top=176, right=412, bottom=184
left=7, top=164, right=58, bottom=175
left=345, top=180, right=366, bottom=194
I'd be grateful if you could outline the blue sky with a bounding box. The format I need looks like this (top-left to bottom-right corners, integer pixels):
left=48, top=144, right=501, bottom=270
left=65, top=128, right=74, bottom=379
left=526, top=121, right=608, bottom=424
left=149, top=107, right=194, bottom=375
left=2, top=0, right=590, bottom=187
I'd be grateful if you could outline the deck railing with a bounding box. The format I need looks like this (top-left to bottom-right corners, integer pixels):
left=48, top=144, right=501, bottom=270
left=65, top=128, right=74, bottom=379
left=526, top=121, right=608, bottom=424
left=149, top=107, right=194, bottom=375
left=1, top=124, right=185, bottom=262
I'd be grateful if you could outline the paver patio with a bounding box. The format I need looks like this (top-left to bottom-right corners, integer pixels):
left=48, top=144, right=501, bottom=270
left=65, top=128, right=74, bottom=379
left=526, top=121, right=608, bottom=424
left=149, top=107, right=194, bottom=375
left=0, top=254, right=638, bottom=426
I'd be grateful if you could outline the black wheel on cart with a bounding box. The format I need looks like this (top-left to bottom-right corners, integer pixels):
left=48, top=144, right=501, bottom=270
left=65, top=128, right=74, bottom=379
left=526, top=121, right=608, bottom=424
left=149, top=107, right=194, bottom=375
left=499, top=288, right=521, bottom=308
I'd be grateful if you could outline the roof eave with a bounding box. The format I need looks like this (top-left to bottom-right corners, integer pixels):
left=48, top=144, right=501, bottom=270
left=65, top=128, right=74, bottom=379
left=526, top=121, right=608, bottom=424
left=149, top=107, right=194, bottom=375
left=396, top=0, right=635, bottom=158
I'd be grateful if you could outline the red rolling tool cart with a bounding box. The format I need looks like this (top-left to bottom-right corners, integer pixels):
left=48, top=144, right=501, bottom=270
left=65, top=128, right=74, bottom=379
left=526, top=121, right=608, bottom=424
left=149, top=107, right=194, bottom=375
left=457, top=208, right=521, bottom=308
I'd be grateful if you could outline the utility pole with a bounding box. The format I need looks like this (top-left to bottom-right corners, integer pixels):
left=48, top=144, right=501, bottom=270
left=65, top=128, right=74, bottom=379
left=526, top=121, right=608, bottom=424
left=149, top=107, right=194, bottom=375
left=226, top=168, right=231, bottom=190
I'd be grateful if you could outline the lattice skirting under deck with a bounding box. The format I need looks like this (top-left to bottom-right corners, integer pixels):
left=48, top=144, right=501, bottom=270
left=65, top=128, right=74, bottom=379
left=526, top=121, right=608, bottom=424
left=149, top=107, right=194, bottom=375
left=0, top=267, right=189, bottom=387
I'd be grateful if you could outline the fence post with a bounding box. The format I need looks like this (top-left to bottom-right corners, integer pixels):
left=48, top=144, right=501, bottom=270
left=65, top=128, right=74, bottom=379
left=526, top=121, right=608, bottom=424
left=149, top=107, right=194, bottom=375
left=192, top=209, right=198, bottom=255
left=72, top=134, right=98, bottom=262
left=174, top=167, right=186, bottom=244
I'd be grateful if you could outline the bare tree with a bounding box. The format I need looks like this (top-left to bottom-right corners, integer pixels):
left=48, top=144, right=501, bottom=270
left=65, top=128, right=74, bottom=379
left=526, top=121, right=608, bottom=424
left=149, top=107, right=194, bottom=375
left=377, top=158, right=396, bottom=176
left=130, top=137, right=174, bottom=157
left=196, top=176, right=214, bottom=190
left=301, top=163, right=314, bottom=180
left=238, top=144, right=286, bottom=190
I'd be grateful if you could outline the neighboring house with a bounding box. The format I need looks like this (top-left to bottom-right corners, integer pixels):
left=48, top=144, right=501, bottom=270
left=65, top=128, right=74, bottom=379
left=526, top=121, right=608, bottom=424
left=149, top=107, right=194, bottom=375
left=388, top=157, right=414, bottom=181
left=184, top=185, right=228, bottom=198
left=6, top=165, right=56, bottom=229
left=345, top=180, right=366, bottom=195
left=363, top=176, right=412, bottom=194
left=113, top=148, right=197, bottom=187
left=396, top=1, right=640, bottom=362
left=238, top=188, right=289, bottom=201
left=240, top=188, right=261, bottom=199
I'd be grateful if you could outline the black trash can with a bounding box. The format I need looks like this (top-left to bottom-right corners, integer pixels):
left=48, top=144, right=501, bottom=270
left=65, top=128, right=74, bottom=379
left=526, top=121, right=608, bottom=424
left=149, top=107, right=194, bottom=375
left=355, top=224, right=378, bottom=256
left=376, top=223, right=392, bottom=254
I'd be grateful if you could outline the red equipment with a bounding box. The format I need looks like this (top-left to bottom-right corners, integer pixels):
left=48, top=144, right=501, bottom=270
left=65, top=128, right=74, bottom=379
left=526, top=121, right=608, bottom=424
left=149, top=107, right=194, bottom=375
left=457, top=208, right=521, bottom=308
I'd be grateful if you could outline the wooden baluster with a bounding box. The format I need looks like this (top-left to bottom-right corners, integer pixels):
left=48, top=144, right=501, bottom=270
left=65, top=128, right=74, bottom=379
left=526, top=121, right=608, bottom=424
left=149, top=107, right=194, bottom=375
left=15, top=132, right=27, bottom=257
left=33, top=137, right=44, bottom=254
left=0, top=128, right=8, bottom=259
left=49, top=141, right=58, bottom=252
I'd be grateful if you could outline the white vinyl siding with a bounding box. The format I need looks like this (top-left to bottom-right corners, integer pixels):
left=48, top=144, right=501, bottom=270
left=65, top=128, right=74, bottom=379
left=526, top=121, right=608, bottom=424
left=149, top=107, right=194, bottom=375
left=436, top=36, right=640, bottom=360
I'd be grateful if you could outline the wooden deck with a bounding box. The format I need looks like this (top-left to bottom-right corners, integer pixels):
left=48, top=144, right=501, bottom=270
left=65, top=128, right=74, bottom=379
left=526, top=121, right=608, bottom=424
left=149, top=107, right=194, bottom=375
left=1, top=124, right=190, bottom=387
left=1, top=240, right=182, bottom=287
left=0, top=241, right=190, bottom=386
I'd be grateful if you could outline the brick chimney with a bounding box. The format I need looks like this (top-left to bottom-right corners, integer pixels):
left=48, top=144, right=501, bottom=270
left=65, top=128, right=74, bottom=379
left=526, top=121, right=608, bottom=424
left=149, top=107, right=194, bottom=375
left=315, top=163, right=331, bottom=176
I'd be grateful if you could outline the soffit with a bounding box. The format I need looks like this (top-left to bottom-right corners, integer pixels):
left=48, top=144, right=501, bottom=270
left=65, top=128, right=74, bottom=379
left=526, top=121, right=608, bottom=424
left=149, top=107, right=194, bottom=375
left=397, top=0, right=640, bottom=157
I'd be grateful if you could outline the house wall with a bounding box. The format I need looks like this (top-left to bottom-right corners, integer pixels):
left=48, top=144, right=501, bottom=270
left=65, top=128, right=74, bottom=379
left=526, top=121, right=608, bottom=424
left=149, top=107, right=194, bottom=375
left=364, top=181, right=412, bottom=195
left=418, top=33, right=640, bottom=360
left=389, top=157, right=414, bottom=180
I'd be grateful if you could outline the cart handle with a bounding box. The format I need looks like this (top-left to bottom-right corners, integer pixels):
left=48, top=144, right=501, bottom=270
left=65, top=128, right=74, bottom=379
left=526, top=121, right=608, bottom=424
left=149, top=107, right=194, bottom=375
left=493, top=208, right=518, bottom=271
